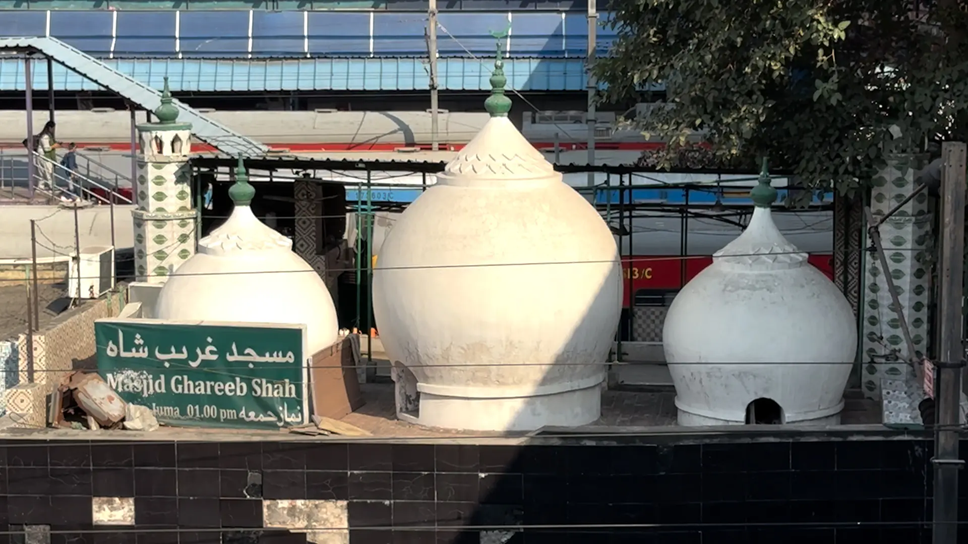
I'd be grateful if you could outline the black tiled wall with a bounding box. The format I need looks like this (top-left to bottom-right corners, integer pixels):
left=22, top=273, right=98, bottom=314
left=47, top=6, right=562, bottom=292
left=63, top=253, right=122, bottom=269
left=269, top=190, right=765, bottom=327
left=0, top=436, right=945, bottom=544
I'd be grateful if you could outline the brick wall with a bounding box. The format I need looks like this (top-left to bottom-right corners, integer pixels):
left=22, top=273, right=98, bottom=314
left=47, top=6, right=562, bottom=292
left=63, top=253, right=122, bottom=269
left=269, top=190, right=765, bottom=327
left=16, top=293, right=126, bottom=391
left=0, top=433, right=940, bottom=544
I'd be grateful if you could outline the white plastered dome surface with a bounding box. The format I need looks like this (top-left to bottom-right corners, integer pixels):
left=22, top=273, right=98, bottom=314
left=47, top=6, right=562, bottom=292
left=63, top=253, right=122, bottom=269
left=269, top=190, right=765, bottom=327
left=372, top=116, right=622, bottom=430
left=154, top=205, right=339, bottom=355
left=662, top=206, right=857, bottom=425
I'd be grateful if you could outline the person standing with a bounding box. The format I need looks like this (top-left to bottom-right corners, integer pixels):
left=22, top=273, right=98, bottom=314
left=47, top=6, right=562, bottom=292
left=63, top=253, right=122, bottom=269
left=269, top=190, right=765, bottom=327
left=60, top=142, right=78, bottom=196
left=36, top=121, right=59, bottom=190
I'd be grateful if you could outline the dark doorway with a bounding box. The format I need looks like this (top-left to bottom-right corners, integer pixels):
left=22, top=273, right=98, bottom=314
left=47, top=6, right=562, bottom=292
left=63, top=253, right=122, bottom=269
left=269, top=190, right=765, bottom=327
left=746, top=398, right=783, bottom=424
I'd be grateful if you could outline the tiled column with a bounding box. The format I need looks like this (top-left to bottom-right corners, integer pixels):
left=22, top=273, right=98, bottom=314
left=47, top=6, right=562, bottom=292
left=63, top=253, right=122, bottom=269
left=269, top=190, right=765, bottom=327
left=294, top=179, right=327, bottom=279
left=861, top=154, right=933, bottom=399
left=132, top=161, right=196, bottom=283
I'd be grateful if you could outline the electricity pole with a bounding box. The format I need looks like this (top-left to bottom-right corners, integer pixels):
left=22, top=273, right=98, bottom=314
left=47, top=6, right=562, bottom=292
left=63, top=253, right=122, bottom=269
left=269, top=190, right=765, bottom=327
left=428, top=0, right=439, bottom=151
left=934, top=141, right=966, bottom=544
left=586, top=0, right=597, bottom=187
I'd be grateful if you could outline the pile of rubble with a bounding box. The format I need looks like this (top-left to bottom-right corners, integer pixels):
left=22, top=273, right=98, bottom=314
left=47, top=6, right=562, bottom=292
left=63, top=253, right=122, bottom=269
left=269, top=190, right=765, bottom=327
left=53, top=371, right=159, bottom=431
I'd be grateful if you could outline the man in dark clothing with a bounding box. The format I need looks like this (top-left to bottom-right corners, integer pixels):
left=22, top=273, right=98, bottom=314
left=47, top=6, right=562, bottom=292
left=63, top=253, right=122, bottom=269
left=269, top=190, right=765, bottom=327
left=60, top=142, right=78, bottom=195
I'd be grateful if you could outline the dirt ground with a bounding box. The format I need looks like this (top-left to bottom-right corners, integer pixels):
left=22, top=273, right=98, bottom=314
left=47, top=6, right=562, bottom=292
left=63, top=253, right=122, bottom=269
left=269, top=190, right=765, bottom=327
left=0, top=282, right=69, bottom=341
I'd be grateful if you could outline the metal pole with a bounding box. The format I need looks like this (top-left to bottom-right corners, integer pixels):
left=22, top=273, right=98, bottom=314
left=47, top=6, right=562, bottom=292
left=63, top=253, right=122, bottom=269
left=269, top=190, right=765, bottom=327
left=428, top=0, right=439, bottom=152
left=25, top=57, right=35, bottom=198
left=933, top=141, right=966, bottom=544
left=421, top=171, right=427, bottom=192
left=196, top=170, right=203, bottom=245
left=366, top=170, right=374, bottom=364
left=46, top=57, right=54, bottom=124
left=865, top=207, right=918, bottom=362
left=680, top=188, right=689, bottom=286
left=355, top=183, right=363, bottom=331
left=585, top=0, right=597, bottom=187
left=72, top=203, right=81, bottom=300
left=130, top=105, right=138, bottom=206
left=626, top=174, right=634, bottom=338
left=554, top=132, right=561, bottom=164
left=30, top=220, right=40, bottom=336
left=25, top=268, right=34, bottom=383
left=617, top=172, right=624, bottom=358
left=109, top=180, right=116, bottom=250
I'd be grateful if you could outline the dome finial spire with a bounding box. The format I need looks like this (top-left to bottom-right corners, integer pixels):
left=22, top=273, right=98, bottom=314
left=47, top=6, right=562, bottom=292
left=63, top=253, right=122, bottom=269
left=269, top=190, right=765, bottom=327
left=484, top=34, right=512, bottom=117
left=154, top=76, right=180, bottom=125
left=229, top=154, right=256, bottom=206
left=750, top=156, right=777, bottom=208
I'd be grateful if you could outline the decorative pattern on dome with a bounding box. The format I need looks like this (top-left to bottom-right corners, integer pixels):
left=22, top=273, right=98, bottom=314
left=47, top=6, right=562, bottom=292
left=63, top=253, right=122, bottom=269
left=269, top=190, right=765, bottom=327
left=714, top=220, right=808, bottom=267
left=198, top=158, right=291, bottom=254
left=199, top=207, right=293, bottom=254
left=714, top=160, right=807, bottom=267
left=443, top=119, right=556, bottom=179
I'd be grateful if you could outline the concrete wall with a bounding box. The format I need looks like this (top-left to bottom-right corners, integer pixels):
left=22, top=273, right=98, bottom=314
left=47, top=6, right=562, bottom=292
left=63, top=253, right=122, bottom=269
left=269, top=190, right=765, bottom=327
left=0, top=204, right=135, bottom=260
left=16, top=292, right=127, bottom=392
left=0, top=257, right=70, bottom=285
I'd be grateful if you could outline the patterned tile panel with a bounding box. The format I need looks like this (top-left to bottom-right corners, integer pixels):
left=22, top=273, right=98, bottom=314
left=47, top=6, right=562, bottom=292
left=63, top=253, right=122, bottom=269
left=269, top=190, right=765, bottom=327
left=632, top=306, right=668, bottom=343
left=861, top=155, right=933, bottom=400
left=4, top=382, right=46, bottom=428
left=294, top=179, right=329, bottom=288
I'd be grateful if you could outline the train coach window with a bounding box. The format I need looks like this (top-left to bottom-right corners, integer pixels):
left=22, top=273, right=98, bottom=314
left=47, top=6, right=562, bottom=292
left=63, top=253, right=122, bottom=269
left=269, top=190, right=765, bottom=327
left=634, top=290, right=678, bottom=307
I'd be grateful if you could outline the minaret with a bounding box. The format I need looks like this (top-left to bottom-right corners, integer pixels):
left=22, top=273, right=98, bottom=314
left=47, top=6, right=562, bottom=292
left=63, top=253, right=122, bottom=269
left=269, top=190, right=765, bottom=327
left=131, top=77, right=196, bottom=283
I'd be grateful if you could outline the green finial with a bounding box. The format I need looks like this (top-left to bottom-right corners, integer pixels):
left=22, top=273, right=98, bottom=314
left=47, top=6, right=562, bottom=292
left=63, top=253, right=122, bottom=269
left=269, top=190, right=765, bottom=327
left=484, top=38, right=512, bottom=117
left=750, top=156, right=777, bottom=208
left=228, top=155, right=255, bottom=206
left=154, top=77, right=180, bottom=124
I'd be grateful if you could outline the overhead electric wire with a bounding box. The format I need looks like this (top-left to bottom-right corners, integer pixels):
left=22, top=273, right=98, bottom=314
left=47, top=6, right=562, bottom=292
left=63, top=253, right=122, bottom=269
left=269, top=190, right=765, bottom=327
left=2, top=246, right=842, bottom=285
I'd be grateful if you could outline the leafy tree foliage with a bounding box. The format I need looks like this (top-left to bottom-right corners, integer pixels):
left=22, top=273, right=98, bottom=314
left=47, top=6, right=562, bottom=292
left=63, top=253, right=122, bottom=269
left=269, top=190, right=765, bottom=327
left=595, top=0, right=968, bottom=194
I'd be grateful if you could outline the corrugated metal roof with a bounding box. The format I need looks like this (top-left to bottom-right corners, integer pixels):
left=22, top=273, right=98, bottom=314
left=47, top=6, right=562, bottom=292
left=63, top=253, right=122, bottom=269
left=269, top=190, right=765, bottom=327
left=0, top=56, right=588, bottom=92
left=0, top=36, right=268, bottom=157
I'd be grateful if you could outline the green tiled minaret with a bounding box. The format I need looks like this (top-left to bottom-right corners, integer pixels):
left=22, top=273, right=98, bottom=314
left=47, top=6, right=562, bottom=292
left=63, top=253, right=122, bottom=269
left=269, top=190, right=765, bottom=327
left=131, top=77, right=197, bottom=284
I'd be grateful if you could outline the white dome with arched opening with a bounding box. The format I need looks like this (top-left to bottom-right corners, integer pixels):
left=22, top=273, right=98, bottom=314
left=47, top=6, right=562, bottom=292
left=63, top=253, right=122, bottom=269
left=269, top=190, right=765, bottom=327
left=662, top=160, right=857, bottom=426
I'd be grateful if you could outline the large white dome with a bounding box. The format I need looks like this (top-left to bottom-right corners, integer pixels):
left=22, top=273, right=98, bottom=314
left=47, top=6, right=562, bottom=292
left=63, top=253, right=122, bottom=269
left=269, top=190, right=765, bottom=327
left=154, top=160, right=339, bottom=355
left=662, top=167, right=856, bottom=426
left=371, top=54, right=622, bottom=432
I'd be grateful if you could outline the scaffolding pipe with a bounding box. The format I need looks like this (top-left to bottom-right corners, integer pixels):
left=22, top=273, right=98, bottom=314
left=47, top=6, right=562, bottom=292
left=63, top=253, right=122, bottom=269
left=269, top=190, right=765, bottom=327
left=355, top=183, right=363, bottom=332
left=617, top=173, right=625, bottom=361
left=130, top=105, right=138, bottom=205
left=25, top=57, right=35, bottom=197
left=47, top=57, right=54, bottom=123
left=366, top=169, right=374, bottom=365
left=627, top=175, right=634, bottom=337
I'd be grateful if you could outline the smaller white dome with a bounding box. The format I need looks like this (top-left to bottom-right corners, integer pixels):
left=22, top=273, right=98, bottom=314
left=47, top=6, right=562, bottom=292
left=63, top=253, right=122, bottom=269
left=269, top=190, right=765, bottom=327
left=662, top=169, right=856, bottom=426
left=155, top=160, right=339, bottom=354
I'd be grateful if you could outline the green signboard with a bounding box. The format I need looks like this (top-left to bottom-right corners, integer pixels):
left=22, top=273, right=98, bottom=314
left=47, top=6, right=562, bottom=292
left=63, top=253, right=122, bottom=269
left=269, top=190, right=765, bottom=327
left=95, top=318, right=308, bottom=430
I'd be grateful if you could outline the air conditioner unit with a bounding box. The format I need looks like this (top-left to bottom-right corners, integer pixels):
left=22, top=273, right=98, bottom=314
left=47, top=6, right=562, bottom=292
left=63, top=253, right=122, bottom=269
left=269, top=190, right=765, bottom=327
left=68, top=246, right=116, bottom=300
